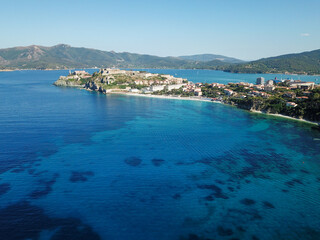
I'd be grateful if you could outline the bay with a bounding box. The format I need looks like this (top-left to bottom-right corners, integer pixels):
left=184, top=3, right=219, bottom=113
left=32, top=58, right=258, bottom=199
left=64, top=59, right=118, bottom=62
left=0, top=69, right=320, bottom=240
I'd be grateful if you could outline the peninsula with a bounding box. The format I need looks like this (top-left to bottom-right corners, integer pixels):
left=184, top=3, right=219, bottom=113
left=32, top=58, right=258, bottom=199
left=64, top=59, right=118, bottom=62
left=54, top=69, right=320, bottom=124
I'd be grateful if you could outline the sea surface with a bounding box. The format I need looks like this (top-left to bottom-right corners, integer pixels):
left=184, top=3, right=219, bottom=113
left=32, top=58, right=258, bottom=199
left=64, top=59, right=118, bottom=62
left=0, top=69, right=320, bottom=240
left=131, top=69, right=319, bottom=85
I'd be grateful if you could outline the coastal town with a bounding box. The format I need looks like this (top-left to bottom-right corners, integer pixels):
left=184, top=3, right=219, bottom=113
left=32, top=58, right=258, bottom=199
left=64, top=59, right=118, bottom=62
left=54, top=68, right=320, bottom=123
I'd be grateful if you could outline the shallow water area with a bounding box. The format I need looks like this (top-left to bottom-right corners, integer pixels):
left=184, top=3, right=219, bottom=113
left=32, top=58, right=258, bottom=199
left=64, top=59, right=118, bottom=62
left=0, top=70, right=320, bottom=240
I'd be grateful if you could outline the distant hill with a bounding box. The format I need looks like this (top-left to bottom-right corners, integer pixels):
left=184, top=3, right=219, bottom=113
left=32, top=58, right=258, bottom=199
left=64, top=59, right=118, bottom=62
left=1, top=45, right=319, bottom=74
left=220, top=49, right=320, bottom=75
left=178, top=54, right=244, bottom=63
left=0, top=44, right=228, bottom=70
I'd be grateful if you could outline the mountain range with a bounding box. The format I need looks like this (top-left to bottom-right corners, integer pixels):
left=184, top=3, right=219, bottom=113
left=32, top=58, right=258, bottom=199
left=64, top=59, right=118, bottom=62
left=178, top=54, right=244, bottom=63
left=0, top=44, right=231, bottom=70
left=220, top=49, right=320, bottom=75
left=0, top=44, right=319, bottom=75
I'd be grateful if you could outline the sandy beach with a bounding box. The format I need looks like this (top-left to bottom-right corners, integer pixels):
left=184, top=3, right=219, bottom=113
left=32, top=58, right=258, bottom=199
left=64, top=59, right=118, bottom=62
left=110, top=92, right=319, bottom=126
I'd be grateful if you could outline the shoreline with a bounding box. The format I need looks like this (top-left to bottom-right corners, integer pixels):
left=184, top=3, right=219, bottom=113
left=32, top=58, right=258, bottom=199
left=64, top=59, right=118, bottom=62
left=109, top=91, right=319, bottom=126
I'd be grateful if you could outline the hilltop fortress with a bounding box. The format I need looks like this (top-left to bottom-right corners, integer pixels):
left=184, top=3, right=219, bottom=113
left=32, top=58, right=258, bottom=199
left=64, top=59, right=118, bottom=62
left=54, top=68, right=188, bottom=94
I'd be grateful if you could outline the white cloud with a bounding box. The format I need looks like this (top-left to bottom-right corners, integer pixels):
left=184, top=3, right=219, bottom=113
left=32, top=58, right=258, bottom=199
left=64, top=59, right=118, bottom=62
left=301, top=33, right=310, bottom=37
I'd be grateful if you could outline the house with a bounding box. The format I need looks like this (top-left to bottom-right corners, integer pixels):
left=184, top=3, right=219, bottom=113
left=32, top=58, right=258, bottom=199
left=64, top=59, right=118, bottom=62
left=129, top=89, right=140, bottom=93
left=282, top=92, right=296, bottom=98
left=260, top=92, right=270, bottom=98
left=224, top=89, right=234, bottom=96
left=286, top=102, right=298, bottom=107
left=289, top=82, right=315, bottom=90
left=165, top=84, right=186, bottom=91
left=296, top=96, right=309, bottom=101
left=264, top=85, right=275, bottom=92
left=254, top=85, right=264, bottom=90
left=134, top=80, right=143, bottom=85
left=194, top=90, right=202, bottom=96
left=265, top=80, right=274, bottom=86
left=150, top=85, right=166, bottom=92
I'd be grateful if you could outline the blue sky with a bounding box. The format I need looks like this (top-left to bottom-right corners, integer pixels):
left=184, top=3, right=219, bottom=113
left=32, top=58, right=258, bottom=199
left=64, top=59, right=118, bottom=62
left=1, top=0, right=319, bottom=60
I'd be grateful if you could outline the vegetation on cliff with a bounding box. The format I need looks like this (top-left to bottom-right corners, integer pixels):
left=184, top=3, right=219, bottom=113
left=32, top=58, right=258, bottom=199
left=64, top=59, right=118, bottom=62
left=200, top=84, right=320, bottom=122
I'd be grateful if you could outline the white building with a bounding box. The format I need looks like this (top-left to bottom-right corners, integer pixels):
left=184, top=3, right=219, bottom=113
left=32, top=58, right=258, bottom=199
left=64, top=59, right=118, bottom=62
left=286, top=102, right=298, bottom=107
left=130, top=89, right=140, bottom=93
left=265, top=80, right=274, bottom=86
left=224, top=89, right=234, bottom=96
left=264, top=85, right=275, bottom=92
left=100, top=68, right=126, bottom=76
left=289, top=82, right=315, bottom=90
left=256, top=77, right=265, bottom=85
left=150, top=85, right=166, bottom=92
left=165, top=84, right=186, bottom=91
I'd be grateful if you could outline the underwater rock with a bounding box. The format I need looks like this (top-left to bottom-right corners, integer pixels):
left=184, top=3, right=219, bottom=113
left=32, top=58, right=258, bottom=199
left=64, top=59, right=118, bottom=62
left=29, top=173, right=59, bottom=199
left=172, top=193, right=181, bottom=200
left=198, top=184, right=228, bottom=199
left=124, top=157, right=142, bottom=167
left=69, top=171, right=94, bottom=182
left=262, top=201, right=275, bottom=209
left=285, top=178, right=304, bottom=187
left=0, top=183, right=10, bottom=196
left=0, top=201, right=101, bottom=240
left=217, top=226, right=234, bottom=236
left=151, top=158, right=165, bottom=166
left=240, top=198, right=256, bottom=206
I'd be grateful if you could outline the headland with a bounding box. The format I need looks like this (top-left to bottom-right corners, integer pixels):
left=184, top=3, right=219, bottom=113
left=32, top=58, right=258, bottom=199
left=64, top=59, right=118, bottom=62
left=54, top=69, right=320, bottom=126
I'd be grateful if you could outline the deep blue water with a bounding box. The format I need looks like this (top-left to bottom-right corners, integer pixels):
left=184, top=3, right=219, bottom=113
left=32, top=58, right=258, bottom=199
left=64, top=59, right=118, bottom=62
left=0, top=69, right=320, bottom=240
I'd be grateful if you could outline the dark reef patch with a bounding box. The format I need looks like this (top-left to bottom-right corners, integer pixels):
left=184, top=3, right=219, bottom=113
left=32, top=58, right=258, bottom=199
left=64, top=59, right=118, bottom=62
left=151, top=158, right=165, bottom=166
left=124, top=156, right=142, bottom=166
left=0, top=201, right=100, bottom=240
left=215, top=179, right=225, bottom=185
left=262, top=201, right=275, bottom=209
left=2, top=151, right=39, bottom=174
left=179, top=233, right=212, bottom=240
left=252, top=235, right=260, bottom=240
left=30, top=170, right=49, bottom=177
left=217, top=226, right=234, bottom=236
left=240, top=198, right=256, bottom=206
left=29, top=173, right=59, bottom=199
left=50, top=220, right=100, bottom=240
left=227, top=208, right=262, bottom=221
left=300, top=169, right=310, bottom=174
left=285, top=178, right=304, bottom=187
left=69, top=171, right=94, bottom=182
left=0, top=183, right=10, bottom=196
left=238, top=149, right=292, bottom=178
left=194, top=148, right=292, bottom=180
left=172, top=193, right=181, bottom=200
left=237, top=226, right=246, bottom=232
left=198, top=184, right=228, bottom=199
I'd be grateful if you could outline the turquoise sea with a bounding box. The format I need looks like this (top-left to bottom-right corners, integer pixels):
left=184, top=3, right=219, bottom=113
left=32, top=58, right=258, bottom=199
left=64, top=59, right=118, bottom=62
left=0, top=69, right=320, bottom=240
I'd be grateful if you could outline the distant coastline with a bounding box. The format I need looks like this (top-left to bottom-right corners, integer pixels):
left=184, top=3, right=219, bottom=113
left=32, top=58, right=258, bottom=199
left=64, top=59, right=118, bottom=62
left=1, top=68, right=320, bottom=76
